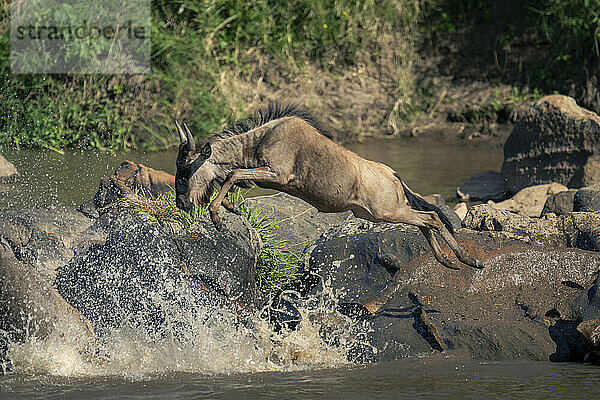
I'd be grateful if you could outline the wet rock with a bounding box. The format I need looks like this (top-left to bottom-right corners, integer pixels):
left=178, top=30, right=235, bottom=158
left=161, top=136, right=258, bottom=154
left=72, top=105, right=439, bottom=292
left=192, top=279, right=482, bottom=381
left=501, top=95, right=600, bottom=193
left=0, top=207, right=96, bottom=276
left=55, top=210, right=262, bottom=334
left=0, top=154, right=19, bottom=183
left=308, top=218, right=600, bottom=361
left=81, top=161, right=176, bottom=217
left=560, top=212, right=600, bottom=252
left=573, top=185, right=600, bottom=212
left=542, top=190, right=577, bottom=216
left=577, top=320, right=600, bottom=361
left=572, top=273, right=600, bottom=322
left=457, top=170, right=508, bottom=202
left=175, top=212, right=263, bottom=307
left=490, top=183, right=568, bottom=217
left=0, top=238, right=95, bottom=355
left=463, top=205, right=565, bottom=246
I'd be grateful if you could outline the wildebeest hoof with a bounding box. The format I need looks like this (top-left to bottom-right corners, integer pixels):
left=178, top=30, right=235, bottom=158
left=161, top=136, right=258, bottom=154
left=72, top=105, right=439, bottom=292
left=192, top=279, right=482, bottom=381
left=210, top=212, right=223, bottom=230
left=213, top=219, right=223, bottom=231
left=337, top=302, right=374, bottom=320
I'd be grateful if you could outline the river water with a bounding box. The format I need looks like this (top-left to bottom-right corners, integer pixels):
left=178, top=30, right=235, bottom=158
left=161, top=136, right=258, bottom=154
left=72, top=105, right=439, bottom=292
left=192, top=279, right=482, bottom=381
left=2, top=139, right=599, bottom=399
left=0, top=139, right=502, bottom=208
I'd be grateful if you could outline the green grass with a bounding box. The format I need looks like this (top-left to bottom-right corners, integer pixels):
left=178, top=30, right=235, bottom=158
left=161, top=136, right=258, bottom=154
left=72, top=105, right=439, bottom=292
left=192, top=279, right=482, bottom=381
left=0, top=0, right=420, bottom=151
left=119, top=188, right=302, bottom=296
left=1, top=0, right=598, bottom=151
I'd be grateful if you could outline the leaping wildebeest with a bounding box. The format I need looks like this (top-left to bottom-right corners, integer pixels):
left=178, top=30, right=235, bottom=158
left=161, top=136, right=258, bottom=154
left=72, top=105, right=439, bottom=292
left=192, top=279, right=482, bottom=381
left=174, top=104, right=483, bottom=315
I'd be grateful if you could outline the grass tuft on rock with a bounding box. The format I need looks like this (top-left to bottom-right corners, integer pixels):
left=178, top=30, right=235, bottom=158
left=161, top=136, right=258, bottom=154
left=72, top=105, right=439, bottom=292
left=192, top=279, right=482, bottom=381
left=119, top=189, right=302, bottom=296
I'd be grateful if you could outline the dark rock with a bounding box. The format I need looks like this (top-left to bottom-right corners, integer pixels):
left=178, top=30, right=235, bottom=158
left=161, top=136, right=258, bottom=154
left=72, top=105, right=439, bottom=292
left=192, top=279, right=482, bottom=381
left=0, top=207, right=96, bottom=276
left=54, top=210, right=262, bottom=334
left=501, top=95, right=600, bottom=193
left=308, top=218, right=600, bottom=361
left=561, top=212, right=600, bottom=252
left=577, top=320, right=600, bottom=361
left=457, top=170, right=508, bottom=202
left=0, top=238, right=95, bottom=350
left=542, top=190, right=577, bottom=216
left=175, top=212, right=263, bottom=307
left=574, top=185, right=600, bottom=212
left=572, top=272, right=600, bottom=322
left=0, top=154, right=19, bottom=183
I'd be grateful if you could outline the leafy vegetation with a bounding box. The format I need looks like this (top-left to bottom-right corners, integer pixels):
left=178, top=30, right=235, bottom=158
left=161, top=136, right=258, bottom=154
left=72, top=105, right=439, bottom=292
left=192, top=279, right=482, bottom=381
left=0, top=0, right=598, bottom=151
left=119, top=189, right=302, bottom=296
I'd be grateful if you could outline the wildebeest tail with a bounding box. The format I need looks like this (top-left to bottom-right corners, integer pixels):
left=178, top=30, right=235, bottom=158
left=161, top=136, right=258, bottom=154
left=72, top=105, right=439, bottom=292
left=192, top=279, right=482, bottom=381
left=398, top=177, right=455, bottom=234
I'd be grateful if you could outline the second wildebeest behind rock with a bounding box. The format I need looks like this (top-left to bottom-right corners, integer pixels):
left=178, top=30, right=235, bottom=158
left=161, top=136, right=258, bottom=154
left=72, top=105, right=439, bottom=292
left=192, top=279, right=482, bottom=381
left=174, top=104, right=484, bottom=314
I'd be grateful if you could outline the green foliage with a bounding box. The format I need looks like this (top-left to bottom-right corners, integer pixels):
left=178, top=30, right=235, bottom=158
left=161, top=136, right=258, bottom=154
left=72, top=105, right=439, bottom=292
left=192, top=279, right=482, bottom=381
left=1, top=0, right=419, bottom=151
left=528, top=0, right=600, bottom=61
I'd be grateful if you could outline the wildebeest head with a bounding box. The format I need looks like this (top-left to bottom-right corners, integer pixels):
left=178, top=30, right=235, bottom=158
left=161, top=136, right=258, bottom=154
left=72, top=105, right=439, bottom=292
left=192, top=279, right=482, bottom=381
left=174, top=121, right=212, bottom=211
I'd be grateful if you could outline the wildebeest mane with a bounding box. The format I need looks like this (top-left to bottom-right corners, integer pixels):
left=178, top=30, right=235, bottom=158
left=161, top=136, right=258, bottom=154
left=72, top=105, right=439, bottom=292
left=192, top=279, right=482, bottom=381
left=211, top=103, right=333, bottom=141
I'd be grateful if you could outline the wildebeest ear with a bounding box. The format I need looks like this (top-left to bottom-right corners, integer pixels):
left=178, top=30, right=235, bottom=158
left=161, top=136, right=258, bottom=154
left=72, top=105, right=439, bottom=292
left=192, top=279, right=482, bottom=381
left=201, top=142, right=211, bottom=159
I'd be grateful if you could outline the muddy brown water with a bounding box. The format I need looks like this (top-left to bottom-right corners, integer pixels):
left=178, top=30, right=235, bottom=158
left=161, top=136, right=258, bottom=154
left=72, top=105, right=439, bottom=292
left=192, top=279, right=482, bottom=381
left=0, top=139, right=502, bottom=209
left=2, top=139, right=599, bottom=399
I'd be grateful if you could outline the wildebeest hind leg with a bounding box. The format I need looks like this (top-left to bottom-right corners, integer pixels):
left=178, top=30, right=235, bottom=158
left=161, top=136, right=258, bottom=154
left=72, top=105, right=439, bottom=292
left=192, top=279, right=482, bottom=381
left=209, top=167, right=280, bottom=228
left=415, top=211, right=483, bottom=269
left=418, top=227, right=459, bottom=270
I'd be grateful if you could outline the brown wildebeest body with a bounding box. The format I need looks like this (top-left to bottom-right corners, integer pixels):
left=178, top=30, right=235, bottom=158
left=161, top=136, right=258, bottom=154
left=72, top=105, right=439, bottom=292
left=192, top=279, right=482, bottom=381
left=174, top=105, right=483, bottom=314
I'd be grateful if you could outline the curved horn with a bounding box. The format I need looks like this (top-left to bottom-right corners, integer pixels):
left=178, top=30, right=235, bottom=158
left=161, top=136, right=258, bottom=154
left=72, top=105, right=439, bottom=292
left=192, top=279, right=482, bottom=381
left=183, top=123, right=196, bottom=152
left=175, top=120, right=187, bottom=144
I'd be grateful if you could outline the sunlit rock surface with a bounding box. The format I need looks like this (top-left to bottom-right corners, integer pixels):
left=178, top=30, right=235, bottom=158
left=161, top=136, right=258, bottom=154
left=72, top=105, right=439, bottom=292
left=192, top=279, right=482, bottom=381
left=502, top=95, right=600, bottom=193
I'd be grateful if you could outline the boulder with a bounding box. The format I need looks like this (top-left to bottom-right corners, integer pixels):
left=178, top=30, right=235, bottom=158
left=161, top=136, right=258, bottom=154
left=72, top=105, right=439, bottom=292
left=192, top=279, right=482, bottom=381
left=576, top=320, right=600, bottom=361
left=0, top=238, right=95, bottom=365
left=0, top=154, right=19, bottom=183
left=573, top=273, right=600, bottom=361
left=54, top=209, right=262, bottom=334
left=542, top=190, right=577, bottom=216
left=464, top=204, right=600, bottom=252
left=463, top=204, right=565, bottom=246
left=0, top=207, right=97, bottom=276
left=501, top=95, right=600, bottom=193
left=574, top=185, right=600, bottom=212
left=560, top=212, right=600, bottom=252
left=307, top=218, right=600, bottom=361
left=457, top=171, right=508, bottom=202
left=490, top=182, right=568, bottom=217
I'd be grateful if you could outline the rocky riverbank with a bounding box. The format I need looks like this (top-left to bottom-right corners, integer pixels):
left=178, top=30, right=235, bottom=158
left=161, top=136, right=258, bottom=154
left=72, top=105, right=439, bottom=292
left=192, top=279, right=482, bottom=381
left=1, top=94, right=600, bottom=369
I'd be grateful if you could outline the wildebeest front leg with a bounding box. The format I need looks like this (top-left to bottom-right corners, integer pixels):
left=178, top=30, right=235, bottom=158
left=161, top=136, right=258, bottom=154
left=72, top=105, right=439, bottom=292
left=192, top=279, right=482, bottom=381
left=209, top=167, right=279, bottom=229
left=221, top=197, right=241, bottom=215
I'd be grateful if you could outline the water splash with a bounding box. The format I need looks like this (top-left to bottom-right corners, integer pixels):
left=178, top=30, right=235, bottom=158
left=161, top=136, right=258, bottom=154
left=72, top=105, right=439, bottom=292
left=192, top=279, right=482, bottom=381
left=6, top=283, right=372, bottom=379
